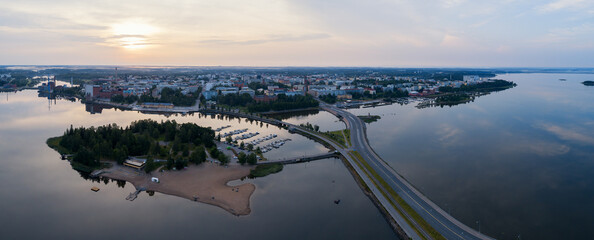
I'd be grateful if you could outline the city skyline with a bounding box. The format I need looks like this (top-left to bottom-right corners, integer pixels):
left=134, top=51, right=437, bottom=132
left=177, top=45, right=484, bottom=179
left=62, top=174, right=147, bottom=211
left=1, top=0, right=593, bottom=67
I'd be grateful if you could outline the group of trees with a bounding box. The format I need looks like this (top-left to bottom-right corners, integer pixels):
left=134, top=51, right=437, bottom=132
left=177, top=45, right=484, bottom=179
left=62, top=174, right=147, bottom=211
left=246, top=94, right=318, bottom=112
left=299, top=122, right=320, bottom=132
left=57, top=119, right=216, bottom=169
left=216, top=93, right=254, bottom=107
left=435, top=93, right=471, bottom=104
left=236, top=151, right=258, bottom=165
left=439, top=80, right=516, bottom=93
left=319, top=94, right=337, bottom=104
left=110, top=94, right=139, bottom=104
left=216, top=93, right=319, bottom=113
left=136, top=87, right=201, bottom=106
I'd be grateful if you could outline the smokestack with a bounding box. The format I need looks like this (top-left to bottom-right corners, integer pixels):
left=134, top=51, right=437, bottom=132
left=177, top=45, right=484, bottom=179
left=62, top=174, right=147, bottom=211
left=115, top=67, right=118, bottom=81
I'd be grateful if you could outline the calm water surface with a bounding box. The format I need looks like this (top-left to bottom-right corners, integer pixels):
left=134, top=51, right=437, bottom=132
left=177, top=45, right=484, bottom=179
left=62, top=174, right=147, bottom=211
left=346, top=73, right=594, bottom=239
left=0, top=90, right=396, bottom=240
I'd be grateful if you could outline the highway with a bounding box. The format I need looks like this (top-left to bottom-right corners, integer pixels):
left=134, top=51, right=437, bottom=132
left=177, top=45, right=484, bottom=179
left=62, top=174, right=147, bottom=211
left=200, top=106, right=493, bottom=239
left=321, top=103, right=493, bottom=240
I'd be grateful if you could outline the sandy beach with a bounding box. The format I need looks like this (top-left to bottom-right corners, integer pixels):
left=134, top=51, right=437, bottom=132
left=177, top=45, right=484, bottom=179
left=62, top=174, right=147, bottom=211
left=100, top=163, right=255, bottom=216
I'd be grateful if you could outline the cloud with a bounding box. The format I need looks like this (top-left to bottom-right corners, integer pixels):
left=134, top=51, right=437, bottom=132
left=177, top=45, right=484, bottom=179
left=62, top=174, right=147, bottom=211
left=437, top=124, right=461, bottom=143
left=537, top=123, right=594, bottom=145
left=528, top=141, right=571, bottom=156
left=441, top=0, right=466, bottom=8
left=537, top=0, right=587, bottom=12
left=198, top=33, right=331, bottom=46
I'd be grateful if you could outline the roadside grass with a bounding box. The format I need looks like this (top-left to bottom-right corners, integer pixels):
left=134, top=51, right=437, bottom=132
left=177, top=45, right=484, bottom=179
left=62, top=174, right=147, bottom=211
left=343, top=129, right=351, bottom=147
left=321, top=130, right=347, bottom=148
left=349, top=151, right=445, bottom=240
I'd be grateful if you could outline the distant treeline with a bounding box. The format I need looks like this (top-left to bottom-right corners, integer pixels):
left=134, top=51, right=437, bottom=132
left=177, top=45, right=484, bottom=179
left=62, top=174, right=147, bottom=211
left=439, top=80, right=516, bottom=93
left=54, top=120, right=215, bottom=169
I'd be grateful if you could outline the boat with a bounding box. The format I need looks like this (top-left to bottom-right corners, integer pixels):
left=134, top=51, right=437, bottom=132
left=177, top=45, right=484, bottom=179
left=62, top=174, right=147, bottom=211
left=91, top=187, right=100, bottom=192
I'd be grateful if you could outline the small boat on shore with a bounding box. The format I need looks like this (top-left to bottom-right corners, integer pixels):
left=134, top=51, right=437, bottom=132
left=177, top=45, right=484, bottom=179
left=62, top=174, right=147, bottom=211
left=91, top=187, right=100, bottom=192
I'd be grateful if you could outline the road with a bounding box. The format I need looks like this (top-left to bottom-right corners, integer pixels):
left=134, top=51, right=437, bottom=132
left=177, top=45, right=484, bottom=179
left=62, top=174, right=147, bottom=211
left=199, top=107, right=493, bottom=239
left=321, top=103, right=492, bottom=240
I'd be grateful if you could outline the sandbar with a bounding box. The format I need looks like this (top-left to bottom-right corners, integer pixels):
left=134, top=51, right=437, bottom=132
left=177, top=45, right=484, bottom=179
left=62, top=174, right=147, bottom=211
left=99, top=162, right=255, bottom=215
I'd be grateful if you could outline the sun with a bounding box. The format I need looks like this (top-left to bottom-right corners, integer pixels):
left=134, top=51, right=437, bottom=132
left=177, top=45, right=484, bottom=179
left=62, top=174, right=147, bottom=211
left=111, top=21, right=158, bottom=50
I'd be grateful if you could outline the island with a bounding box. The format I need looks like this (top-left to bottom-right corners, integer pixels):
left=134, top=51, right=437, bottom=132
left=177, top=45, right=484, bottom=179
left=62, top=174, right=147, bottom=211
left=46, top=119, right=275, bottom=215
left=583, top=81, right=594, bottom=86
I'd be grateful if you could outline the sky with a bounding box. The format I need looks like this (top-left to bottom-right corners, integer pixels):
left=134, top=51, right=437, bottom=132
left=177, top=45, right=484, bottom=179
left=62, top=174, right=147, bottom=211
left=0, top=0, right=593, bottom=67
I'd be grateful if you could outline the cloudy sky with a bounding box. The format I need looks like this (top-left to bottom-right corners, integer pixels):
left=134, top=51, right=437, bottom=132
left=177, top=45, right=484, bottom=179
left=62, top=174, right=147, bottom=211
left=1, top=0, right=593, bottom=67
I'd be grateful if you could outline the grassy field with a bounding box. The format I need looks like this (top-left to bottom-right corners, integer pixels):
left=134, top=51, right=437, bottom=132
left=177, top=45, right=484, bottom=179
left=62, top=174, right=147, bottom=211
left=343, top=129, right=351, bottom=147
left=357, top=115, right=381, bottom=123
left=321, top=130, right=347, bottom=148
left=249, top=163, right=283, bottom=178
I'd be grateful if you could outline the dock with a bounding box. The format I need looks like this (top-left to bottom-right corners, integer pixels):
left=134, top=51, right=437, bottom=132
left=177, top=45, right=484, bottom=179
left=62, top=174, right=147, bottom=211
left=126, top=187, right=146, bottom=201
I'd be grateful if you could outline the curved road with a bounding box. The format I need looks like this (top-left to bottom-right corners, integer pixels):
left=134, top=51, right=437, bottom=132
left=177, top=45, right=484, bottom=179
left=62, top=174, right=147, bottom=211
left=322, top=103, right=493, bottom=240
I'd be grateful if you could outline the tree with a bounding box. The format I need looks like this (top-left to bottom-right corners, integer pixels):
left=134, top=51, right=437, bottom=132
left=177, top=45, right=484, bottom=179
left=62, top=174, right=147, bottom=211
left=247, top=153, right=257, bottom=165
left=145, top=155, right=155, bottom=173
left=166, top=156, right=174, bottom=170
left=247, top=143, right=254, bottom=151
left=175, top=157, right=187, bottom=170
left=237, top=152, right=247, bottom=165
left=218, top=153, right=229, bottom=165
left=239, top=141, right=245, bottom=149
left=209, top=146, right=219, bottom=159
left=225, top=136, right=232, bottom=144
left=314, top=125, right=320, bottom=132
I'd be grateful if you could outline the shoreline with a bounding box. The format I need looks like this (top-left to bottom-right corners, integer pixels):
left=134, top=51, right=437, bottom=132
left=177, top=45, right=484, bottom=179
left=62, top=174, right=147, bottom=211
left=99, top=163, right=256, bottom=216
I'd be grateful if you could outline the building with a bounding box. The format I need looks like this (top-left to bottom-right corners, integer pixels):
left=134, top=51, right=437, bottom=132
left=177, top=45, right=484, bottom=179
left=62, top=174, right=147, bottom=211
left=238, top=87, right=255, bottom=97
left=124, top=159, right=145, bottom=169
left=463, top=75, right=480, bottom=83
left=140, top=102, right=174, bottom=109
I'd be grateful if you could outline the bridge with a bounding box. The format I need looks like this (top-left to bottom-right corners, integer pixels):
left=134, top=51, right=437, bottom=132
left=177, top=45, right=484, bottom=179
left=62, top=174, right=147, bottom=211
left=257, top=151, right=339, bottom=165
left=200, top=106, right=493, bottom=240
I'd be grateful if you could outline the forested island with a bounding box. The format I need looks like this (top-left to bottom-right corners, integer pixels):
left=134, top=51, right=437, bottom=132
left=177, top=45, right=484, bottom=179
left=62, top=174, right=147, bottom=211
left=47, top=119, right=222, bottom=172
left=438, top=79, right=516, bottom=93
left=46, top=119, right=275, bottom=215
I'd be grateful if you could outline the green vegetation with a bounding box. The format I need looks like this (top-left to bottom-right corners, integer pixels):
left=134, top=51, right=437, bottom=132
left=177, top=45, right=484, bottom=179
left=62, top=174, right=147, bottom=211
left=138, top=87, right=200, bottom=106
left=237, top=151, right=258, bottom=165
left=249, top=163, right=283, bottom=178
left=582, top=81, right=594, bottom=86
left=46, top=136, right=71, bottom=155
left=247, top=94, right=319, bottom=112
left=216, top=93, right=319, bottom=112
left=111, top=94, right=139, bottom=104
left=343, top=129, right=351, bottom=147
left=439, top=79, right=516, bottom=93
left=435, top=93, right=471, bottom=104
left=349, top=151, right=445, bottom=240
left=48, top=119, right=215, bottom=171
left=357, top=115, right=381, bottom=123
left=321, top=130, right=347, bottom=148
left=319, top=94, right=337, bottom=104
left=299, top=122, right=320, bottom=132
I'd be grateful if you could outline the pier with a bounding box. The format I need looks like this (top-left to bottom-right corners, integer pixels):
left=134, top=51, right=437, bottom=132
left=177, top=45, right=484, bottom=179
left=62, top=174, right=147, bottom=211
left=257, top=151, right=339, bottom=165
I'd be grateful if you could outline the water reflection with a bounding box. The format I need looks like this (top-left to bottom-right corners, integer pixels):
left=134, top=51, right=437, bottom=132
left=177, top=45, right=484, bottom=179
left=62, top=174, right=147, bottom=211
left=0, top=90, right=397, bottom=240
left=343, top=73, right=594, bottom=239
